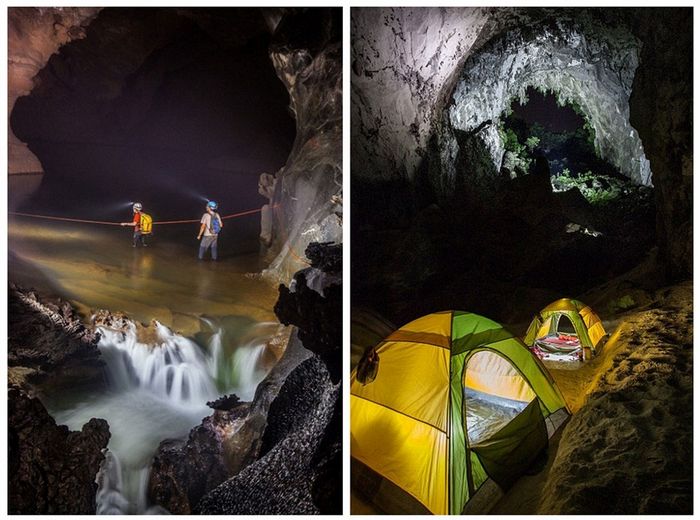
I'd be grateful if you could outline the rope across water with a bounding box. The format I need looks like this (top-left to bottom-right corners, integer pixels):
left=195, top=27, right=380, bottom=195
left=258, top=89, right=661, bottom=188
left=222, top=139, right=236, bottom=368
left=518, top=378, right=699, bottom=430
left=8, top=207, right=263, bottom=226
left=9, top=205, right=312, bottom=266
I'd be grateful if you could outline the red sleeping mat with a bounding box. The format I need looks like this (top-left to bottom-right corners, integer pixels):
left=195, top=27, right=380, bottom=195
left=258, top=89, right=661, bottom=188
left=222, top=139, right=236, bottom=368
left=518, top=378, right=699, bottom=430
left=534, top=334, right=581, bottom=353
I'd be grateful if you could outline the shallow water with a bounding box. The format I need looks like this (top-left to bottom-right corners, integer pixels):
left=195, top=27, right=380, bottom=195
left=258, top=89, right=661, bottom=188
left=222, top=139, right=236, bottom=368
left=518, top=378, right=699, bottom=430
left=9, top=216, right=284, bottom=514
left=8, top=217, right=278, bottom=333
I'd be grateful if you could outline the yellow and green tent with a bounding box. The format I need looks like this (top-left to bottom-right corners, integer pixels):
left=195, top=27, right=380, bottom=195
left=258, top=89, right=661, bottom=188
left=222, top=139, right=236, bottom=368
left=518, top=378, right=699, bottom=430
left=351, top=311, right=569, bottom=515
left=524, top=298, right=606, bottom=353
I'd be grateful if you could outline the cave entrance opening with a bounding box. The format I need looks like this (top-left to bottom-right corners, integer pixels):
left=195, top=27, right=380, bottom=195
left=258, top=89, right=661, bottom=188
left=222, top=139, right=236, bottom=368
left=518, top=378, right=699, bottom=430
left=497, top=87, right=635, bottom=205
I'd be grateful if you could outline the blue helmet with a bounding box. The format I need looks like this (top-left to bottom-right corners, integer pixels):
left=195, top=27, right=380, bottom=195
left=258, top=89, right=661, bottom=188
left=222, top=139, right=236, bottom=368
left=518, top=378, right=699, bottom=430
left=207, top=201, right=218, bottom=210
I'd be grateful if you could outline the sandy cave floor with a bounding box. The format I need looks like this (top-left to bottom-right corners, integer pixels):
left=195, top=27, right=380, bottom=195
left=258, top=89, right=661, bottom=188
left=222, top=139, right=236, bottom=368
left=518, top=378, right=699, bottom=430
left=351, top=280, right=692, bottom=514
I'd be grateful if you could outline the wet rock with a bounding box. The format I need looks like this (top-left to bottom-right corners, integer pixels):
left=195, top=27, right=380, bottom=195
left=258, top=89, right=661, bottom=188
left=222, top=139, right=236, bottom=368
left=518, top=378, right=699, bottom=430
left=8, top=384, right=110, bottom=514
left=196, top=356, right=340, bottom=514
left=275, top=242, right=342, bottom=383
left=8, top=284, right=105, bottom=395
left=148, top=331, right=311, bottom=513
left=207, top=393, right=244, bottom=411
left=148, top=410, right=241, bottom=514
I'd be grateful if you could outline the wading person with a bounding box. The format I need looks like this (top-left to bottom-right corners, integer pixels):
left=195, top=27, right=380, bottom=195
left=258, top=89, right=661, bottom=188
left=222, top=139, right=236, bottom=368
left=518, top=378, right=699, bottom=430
left=120, top=202, right=152, bottom=247
left=197, top=201, right=223, bottom=260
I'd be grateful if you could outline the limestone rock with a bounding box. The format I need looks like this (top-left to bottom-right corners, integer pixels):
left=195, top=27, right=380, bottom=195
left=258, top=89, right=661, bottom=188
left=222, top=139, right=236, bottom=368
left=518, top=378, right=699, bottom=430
left=8, top=384, right=110, bottom=514
left=275, top=242, right=342, bottom=383
left=195, top=356, right=340, bottom=514
left=263, top=8, right=343, bottom=282
left=8, top=285, right=105, bottom=395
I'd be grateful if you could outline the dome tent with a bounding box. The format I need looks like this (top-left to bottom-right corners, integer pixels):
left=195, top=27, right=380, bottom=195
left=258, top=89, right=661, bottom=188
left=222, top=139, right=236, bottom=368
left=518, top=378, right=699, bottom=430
left=351, top=311, right=569, bottom=515
left=524, top=298, right=606, bottom=355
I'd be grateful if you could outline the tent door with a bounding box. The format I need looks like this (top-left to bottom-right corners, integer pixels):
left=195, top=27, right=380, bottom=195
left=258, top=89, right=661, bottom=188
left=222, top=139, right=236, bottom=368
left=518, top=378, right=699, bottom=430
left=470, top=398, right=548, bottom=490
left=462, top=350, right=549, bottom=491
left=555, top=313, right=577, bottom=335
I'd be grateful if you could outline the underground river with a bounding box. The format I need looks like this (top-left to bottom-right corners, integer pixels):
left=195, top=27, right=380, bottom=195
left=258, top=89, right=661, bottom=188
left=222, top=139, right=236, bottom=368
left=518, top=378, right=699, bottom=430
left=9, top=215, right=287, bottom=514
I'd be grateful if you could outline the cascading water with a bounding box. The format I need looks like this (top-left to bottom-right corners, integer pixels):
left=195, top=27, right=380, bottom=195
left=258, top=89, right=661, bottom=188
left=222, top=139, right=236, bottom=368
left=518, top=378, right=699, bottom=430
left=50, top=317, right=281, bottom=514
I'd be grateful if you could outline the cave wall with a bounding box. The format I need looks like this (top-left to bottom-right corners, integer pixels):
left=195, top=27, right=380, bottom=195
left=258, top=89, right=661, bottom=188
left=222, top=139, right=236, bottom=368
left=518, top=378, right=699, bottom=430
left=263, top=9, right=343, bottom=282
left=442, top=15, right=651, bottom=195
left=351, top=7, right=692, bottom=280
left=8, top=7, right=100, bottom=174
left=10, top=7, right=294, bottom=218
left=351, top=7, right=491, bottom=182
left=629, top=8, right=693, bottom=280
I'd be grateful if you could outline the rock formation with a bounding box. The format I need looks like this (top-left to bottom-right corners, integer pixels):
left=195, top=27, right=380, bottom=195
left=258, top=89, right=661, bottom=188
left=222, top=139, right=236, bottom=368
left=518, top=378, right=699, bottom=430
left=275, top=241, right=342, bottom=382
left=8, top=285, right=110, bottom=514
left=441, top=11, right=650, bottom=195
left=148, top=402, right=249, bottom=514
left=196, top=356, right=340, bottom=514
left=8, top=7, right=100, bottom=174
left=352, top=8, right=651, bottom=186
left=9, top=385, right=111, bottom=514
left=263, top=8, right=343, bottom=282
left=8, top=284, right=105, bottom=394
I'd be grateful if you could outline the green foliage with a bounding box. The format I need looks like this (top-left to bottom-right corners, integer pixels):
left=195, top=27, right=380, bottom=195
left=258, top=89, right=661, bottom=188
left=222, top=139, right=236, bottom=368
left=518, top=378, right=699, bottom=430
left=525, top=136, right=540, bottom=151
left=551, top=169, right=626, bottom=206
left=607, top=294, right=637, bottom=315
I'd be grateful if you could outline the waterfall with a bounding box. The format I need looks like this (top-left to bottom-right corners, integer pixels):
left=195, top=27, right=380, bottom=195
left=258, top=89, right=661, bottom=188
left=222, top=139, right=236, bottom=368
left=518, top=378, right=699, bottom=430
left=97, top=321, right=219, bottom=406
left=49, top=317, right=282, bottom=515
left=229, top=340, right=268, bottom=401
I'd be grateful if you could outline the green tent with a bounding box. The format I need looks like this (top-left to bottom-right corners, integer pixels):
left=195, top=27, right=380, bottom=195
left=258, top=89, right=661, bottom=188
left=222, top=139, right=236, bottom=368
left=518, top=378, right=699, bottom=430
left=524, top=298, right=606, bottom=354
left=351, top=311, right=570, bottom=514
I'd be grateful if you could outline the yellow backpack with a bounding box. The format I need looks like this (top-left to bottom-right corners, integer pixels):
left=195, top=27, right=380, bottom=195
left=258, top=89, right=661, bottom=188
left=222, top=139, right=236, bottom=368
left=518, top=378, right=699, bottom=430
left=139, top=213, right=153, bottom=234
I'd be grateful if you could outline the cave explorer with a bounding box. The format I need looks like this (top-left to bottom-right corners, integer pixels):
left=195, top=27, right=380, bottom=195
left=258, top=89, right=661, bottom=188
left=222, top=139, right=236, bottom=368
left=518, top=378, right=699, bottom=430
left=120, top=202, right=152, bottom=247
left=197, top=201, right=223, bottom=260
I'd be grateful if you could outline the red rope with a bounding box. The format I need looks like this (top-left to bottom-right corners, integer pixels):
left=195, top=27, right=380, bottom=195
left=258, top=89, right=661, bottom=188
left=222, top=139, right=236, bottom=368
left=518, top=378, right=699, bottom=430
left=9, top=204, right=312, bottom=266
left=8, top=207, right=264, bottom=226
left=8, top=212, right=123, bottom=226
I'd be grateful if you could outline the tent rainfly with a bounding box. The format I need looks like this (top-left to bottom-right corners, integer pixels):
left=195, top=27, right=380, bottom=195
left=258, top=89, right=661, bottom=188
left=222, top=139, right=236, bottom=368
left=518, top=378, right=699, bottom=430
left=351, top=311, right=569, bottom=515
left=524, top=298, right=606, bottom=354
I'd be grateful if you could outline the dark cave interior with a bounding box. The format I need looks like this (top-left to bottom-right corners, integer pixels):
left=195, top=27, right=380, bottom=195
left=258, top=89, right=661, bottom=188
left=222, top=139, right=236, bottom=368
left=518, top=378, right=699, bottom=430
left=351, top=7, right=690, bottom=328
left=10, top=7, right=295, bottom=234
left=8, top=6, right=343, bottom=516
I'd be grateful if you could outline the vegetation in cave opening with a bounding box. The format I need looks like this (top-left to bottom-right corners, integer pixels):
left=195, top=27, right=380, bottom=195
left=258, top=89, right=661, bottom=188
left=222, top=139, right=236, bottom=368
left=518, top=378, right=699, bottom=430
left=497, top=86, right=643, bottom=206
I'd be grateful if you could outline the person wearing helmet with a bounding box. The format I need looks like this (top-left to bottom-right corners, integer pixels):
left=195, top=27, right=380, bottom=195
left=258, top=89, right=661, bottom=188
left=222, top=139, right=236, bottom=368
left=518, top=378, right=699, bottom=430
left=197, top=201, right=223, bottom=260
left=120, top=202, right=148, bottom=247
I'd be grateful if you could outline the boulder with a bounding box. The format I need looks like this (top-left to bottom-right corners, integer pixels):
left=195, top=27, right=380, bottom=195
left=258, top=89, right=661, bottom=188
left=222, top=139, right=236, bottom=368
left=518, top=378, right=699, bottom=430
left=8, top=384, right=110, bottom=514
left=8, top=284, right=105, bottom=397
left=275, top=242, right=342, bottom=383
left=195, top=356, right=340, bottom=514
